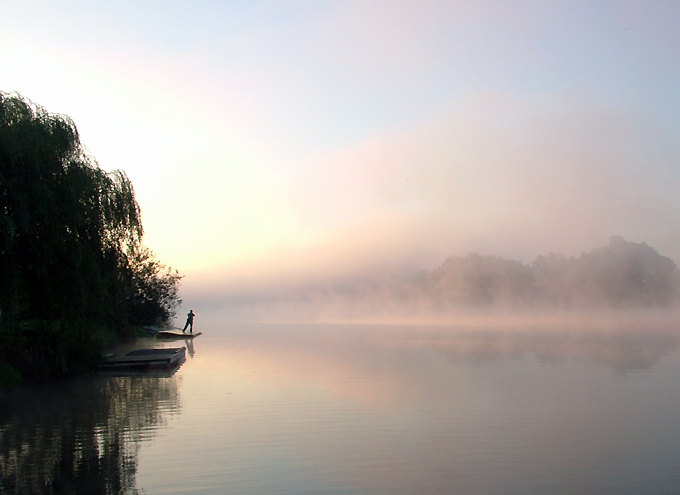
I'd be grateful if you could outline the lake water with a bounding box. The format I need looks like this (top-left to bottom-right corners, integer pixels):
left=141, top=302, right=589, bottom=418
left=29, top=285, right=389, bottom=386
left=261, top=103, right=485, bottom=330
left=2, top=315, right=680, bottom=494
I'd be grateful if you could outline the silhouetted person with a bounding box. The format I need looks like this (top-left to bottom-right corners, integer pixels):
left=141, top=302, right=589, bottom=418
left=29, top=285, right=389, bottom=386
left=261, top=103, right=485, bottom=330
left=183, top=310, right=195, bottom=333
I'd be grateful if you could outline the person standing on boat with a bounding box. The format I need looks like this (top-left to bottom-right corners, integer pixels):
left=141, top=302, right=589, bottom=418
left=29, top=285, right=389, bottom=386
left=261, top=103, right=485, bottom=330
left=183, top=310, right=195, bottom=333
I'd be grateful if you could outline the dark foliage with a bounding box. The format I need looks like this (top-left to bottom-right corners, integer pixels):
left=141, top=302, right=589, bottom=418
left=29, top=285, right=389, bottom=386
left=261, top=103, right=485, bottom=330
left=0, top=92, right=182, bottom=378
left=125, top=246, right=182, bottom=326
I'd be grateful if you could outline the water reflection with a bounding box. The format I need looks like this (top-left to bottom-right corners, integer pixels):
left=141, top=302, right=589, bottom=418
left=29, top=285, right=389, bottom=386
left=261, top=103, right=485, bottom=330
left=412, top=326, right=680, bottom=372
left=0, top=372, right=180, bottom=494
left=173, top=322, right=680, bottom=494
left=185, top=337, right=196, bottom=358
left=3, top=320, right=680, bottom=494
left=225, top=319, right=680, bottom=375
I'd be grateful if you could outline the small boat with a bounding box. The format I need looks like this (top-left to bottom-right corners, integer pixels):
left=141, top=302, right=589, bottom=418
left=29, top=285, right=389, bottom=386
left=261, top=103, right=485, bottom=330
left=156, top=329, right=202, bottom=339
left=98, top=347, right=186, bottom=373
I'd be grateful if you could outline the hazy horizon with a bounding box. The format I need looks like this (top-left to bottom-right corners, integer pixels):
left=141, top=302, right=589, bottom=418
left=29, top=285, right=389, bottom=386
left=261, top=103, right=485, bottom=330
left=175, top=236, right=680, bottom=324
left=4, top=1, right=680, bottom=316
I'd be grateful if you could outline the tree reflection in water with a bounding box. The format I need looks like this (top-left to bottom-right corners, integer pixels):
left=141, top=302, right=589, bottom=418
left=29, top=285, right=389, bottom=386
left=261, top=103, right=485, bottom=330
left=424, top=325, right=680, bottom=373
left=0, top=374, right=180, bottom=494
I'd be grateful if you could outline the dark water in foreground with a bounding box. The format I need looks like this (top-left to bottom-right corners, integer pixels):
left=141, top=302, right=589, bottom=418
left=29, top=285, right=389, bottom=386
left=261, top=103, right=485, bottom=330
left=2, top=318, right=680, bottom=494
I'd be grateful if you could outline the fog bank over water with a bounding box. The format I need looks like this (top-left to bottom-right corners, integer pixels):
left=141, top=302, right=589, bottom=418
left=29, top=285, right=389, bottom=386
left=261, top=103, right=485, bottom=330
left=182, top=237, right=680, bottom=325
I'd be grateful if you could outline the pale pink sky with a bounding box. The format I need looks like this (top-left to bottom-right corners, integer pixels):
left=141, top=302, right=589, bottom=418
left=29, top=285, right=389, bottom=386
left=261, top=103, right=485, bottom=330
left=3, top=1, right=680, bottom=311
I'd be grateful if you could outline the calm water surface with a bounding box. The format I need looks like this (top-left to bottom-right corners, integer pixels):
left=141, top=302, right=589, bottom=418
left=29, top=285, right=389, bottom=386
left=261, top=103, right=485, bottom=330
left=2, top=317, right=680, bottom=494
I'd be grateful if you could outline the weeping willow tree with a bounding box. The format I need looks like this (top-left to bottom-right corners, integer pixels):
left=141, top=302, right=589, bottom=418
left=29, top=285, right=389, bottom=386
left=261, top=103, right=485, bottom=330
left=0, top=92, right=181, bottom=378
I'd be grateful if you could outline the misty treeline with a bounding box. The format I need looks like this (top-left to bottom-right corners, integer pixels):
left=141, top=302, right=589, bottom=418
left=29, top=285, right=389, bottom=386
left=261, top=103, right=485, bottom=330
left=0, top=92, right=182, bottom=379
left=418, top=236, right=677, bottom=311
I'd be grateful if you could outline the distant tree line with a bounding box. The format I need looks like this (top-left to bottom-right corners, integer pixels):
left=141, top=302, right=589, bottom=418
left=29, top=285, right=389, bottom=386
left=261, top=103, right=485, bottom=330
left=0, top=92, right=182, bottom=379
left=419, top=236, right=677, bottom=310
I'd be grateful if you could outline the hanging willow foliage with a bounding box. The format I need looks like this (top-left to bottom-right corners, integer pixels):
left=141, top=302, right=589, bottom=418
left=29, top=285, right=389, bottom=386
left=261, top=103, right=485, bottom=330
left=0, top=92, right=180, bottom=336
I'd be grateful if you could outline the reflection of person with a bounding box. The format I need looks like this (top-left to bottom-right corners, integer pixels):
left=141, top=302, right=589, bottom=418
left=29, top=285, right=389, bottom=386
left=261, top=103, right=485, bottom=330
left=182, top=310, right=195, bottom=333
left=185, top=337, right=195, bottom=358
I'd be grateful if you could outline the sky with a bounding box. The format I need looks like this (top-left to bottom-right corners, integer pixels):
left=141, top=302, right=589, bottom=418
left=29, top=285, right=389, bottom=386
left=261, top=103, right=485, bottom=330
left=3, top=1, right=680, bottom=311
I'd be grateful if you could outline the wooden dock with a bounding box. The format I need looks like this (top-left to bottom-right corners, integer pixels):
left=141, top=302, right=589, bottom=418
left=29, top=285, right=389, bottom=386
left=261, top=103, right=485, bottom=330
left=98, top=347, right=186, bottom=373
